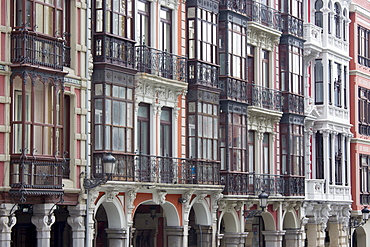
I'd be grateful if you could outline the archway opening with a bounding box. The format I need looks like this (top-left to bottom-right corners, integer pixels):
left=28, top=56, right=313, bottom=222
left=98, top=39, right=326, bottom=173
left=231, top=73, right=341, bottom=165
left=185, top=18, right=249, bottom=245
left=11, top=205, right=36, bottom=247
left=51, top=206, right=72, bottom=247
left=95, top=205, right=108, bottom=247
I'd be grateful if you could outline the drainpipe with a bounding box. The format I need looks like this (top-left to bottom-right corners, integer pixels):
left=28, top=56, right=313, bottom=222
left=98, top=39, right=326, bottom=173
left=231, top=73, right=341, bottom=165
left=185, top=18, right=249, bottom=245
left=84, top=0, right=92, bottom=246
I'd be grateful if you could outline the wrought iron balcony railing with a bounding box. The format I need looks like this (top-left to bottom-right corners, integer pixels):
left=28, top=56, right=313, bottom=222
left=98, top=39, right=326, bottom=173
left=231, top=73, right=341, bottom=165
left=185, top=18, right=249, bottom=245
left=220, top=172, right=304, bottom=196
left=219, top=0, right=247, bottom=15
left=136, top=46, right=187, bottom=83
left=94, top=34, right=135, bottom=69
left=246, top=1, right=282, bottom=31
left=220, top=77, right=248, bottom=102
left=10, top=157, right=66, bottom=193
left=281, top=14, right=303, bottom=38
left=188, top=61, right=219, bottom=88
left=282, top=92, right=304, bottom=115
left=11, top=31, right=69, bottom=70
left=93, top=153, right=220, bottom=185
left=247, top=83, right=282, bottom=111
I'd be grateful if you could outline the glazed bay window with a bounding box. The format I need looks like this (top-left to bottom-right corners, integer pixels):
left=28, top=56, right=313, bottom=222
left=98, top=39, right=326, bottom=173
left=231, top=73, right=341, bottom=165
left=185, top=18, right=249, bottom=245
left=314, top=60, right=323, bottom=104
left=334, top=134, right=343, bottom=185
left=280, top=44, right=303, bottom=94
left=229, top=113, right=247, bottom=171
left=358, top=25, right=370, bottom=67
left=280, top=124, right=304, bottom=175
left=360, top=155, right=370, bottom=201
left=315, top=132, right=324, bottom=179
left=228, top=22, right=247, bottom=79
left=359, top=86, right=370, bottom=136
left=94, top=83, right=134, bottom=152
left=11, top=74, right=64, bottom=156
left=334, top=63, right=342, bottom=107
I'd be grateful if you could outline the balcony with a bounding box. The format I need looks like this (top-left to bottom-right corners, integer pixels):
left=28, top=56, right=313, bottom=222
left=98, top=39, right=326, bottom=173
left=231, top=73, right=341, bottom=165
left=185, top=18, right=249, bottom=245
left=220, top=172, right=304, bottom=196
left=282, top=92, right=304, bottom=115
left=11, top=31, right=69, bottom=70
left=188, top=61, right=219, bottom=88
left=136, top=46, right=187, bottom=83
left=246, top=1, right=282, bottom=31
left=219, top=0, right=248, bottom=15
left=247, top=83, right=282, bottom=111
left=94, top=34, right=135, bottom=69
left=220, top=77, right=248, bottom=102
left=281, top=14, right=303, bottom=38
left=9, top=157, right=66, bottom=197
left=93, top=153, right=220, bottom=185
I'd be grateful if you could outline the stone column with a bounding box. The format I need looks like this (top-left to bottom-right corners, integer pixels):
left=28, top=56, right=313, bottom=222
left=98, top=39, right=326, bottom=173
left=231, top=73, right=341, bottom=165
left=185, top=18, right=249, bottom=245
left=31, top=204, right=56, bottom=247
left=106, top=228, right=127, bottom=247
left=306, top=223, right=325, bottom=247
left=166, top=226, right=184, bottom=246
left=222, top=232, right=248, bottom=247
left=196, top=225, right=213, bottom=247
left=67, top=204, right=86, bottom=247
left=262, top=230, right=285, bottom=247
left=284, top=229, right=303, bottom=247
left=0, top=204, right=17, bottom=247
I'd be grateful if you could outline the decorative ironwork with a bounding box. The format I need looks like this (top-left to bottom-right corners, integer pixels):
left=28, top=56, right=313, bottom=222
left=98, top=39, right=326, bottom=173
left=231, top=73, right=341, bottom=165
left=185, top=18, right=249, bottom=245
left=94, top=34, right=135, bottom=69
left=219, top=77, right=247, bottom=102
left=247, top=84, right=282, bottom=111
left=246, top=1, right=282, bottom=31
left=219, top=0, right=247, bottom=15
left=281, top=14, right=303, bottom=38
left=136, top=45, right=187, bottom=82
left=92, top=153, right=220, bottom=185
left=220, top=172, right=304, bottom=196
left=282, top=92, right=304, bottom=114
left=188, top=61, right=219, bottom=88
left=11, top=31, right=68, bottom=70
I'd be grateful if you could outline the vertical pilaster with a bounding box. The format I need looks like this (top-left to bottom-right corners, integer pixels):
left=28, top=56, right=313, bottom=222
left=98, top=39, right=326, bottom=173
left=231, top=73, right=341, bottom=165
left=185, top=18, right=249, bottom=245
left=67, top=204, right=86, bottom=247
left=106, top=228, right=127, bottom=247
left=306, top=223, right=325, bottom=247
left=31, top=204, right=56, bottom=247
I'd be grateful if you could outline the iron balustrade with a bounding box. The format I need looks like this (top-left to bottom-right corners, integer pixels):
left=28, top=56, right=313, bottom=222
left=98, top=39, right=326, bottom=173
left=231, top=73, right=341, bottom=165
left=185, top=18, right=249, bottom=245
left=11, top=31, right=67, bottom=70
left=220, top=172, right=304, bottom=196
left=220, top=77, right=248, bottom=102
left=281, top=14, right=304, bottom=38
left=282, top=92, right=304, bottom=115
left=219, top=0, right=247, bottom=15
left=94, top=34, right=135, bottom=69
left=246, top=1, right=282, bottom=31
left=136, top=45, right=187, bottom=83
left=188, top=61, right=219, bottom=88
left=92, top=153, right=220, bottom=185
left=10, top=158, right=65, bottom=191
left=247, top=83, right=282, bottom=111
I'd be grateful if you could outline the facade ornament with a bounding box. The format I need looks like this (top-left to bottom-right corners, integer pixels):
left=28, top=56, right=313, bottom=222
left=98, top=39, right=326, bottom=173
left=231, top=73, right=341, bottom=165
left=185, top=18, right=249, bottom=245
left=157, top=190, right=167, bottom=205
left=235, top=201, right=243, bottom=212
left=196, top=193, right=207, bottom=203
left=127, top=188, right=138, bottom=210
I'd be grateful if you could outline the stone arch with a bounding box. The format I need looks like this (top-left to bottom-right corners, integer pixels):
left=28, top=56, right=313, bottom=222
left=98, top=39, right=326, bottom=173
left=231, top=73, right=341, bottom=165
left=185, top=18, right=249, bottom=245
left=283, top=211, right=298, bottom=229
left=136, top=200, right=180, bottom=226
left=95, top=194, right=125, bottom=228
left=354, top=226, right=366, bottom=247
left=190, top=199, right=212, bottom=226
left=219, top=211, right=239, bottom=233
left=261, top=211, right=276, bottom=231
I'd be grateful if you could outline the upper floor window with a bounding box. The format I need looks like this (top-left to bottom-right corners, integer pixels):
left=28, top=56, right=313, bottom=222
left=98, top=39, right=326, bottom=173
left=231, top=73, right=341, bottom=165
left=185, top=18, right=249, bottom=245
left=160, top=7, right=172, bottom=52
left=137, top=104, right=150, bottom=155
left=334, top=3, right=341, bottom=38
left=358, top=87, right=370, bottom=136
left=281, top=124, right=304, bottom=176
left=334, top=62, right=342, bottom=107
left=315, top=132, right=324, bottom=179
left=314, top=59, right=323, bottom=104
left=262, top=133, right=270, bottom=174
left=229, top=113, right=247, bottom=171
left=160, top=108, right=172, bottom=156
left=262, top=50, right=269, bottom=88
left=358, top=25, right=370, bottom=68
left=247, top=45, right=254, bottom=83
left=314, top=0, right=323, bottom=28
left=334, top=134, right=342, bottom=185
left=228, top=22, right=247, bottom=79
left=95, top=0, right=134, bottom=39
left=360, top=155, right=370, bottom=198
left=248, top=130, right=255, bottom=172
left=137, top=0, right=150, bottom=45
left=281, top=44, right=303, bottom=94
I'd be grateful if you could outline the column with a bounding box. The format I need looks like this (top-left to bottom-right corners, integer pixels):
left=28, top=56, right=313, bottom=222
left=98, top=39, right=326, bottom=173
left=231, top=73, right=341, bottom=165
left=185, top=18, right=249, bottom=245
left=166, top=226, right=184, bottom=246
left=306, top=223, right=325, bottom=247
left=262, top=230, right=285, bottom=247
left=0, top=204, right=17, bottom=247
left=106, top=228, right=127, bottom=247
left=196, top=225, right=213, bottom=247
left=222, top=232, right=248, bottom=247
left=284, top=229, right=303, bottom=247
left=67, top=204, right=86, bottom=247
left=31, top=204, right=56, bottom=247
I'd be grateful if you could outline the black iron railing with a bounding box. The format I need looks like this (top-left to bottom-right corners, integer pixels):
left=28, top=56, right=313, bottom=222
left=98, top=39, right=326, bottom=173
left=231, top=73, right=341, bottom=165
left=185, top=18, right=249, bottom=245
left=220, top=172, right=304, bottom=196
left=10, top=158, right=65, bottom=191
left=281, top=14, right=303, bottom=37
left=282, top=92, right=304, bottom=115
left=94, top=34, right=135, bottom=69
left=11, top=31, right=68, bottom=70
left=220, top=77, right=248, bottom=102
left=188, top=61, right=219, bottom=88
left=136, top=46, right=187, bottom=82
left=246, top=1, right=282, bottom=31
left=247, top=84, right=282, bottom=111
left=219, top=0, right=248, bottom=15
left=93, top=153, right=220, bottom=185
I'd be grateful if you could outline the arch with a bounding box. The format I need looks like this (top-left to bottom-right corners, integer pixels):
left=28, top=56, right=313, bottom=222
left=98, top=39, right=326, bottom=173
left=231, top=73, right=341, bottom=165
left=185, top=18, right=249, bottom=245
left=219, top=211, right=239, bottom=233
left=191, top=200, right=212, bottom=226
left=354, top=227, right=366, bottom=247
left=282, top=211, right=298, bottom=229
left=261, top=211, right=276, bottom=231
left=135, top=200, right=180, bottom=226
left=314, top=0, right=323, bottom=28
left=95, top=194, right=125, bottom=228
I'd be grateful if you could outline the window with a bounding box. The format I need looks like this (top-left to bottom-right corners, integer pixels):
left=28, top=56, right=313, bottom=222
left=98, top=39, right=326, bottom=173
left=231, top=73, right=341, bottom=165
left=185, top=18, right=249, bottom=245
left=344, top=66, right=347, bottom=108
left=262, top=50, right=269, bottom=88
left=229, top=113, right=247, bottom=171
left=247, top=45, right=254, bottom=83
left=315, top=132, right=324, bottom=179
left=228, top=22, right=247, bottom=79
left=262, top=133, right=270, bottom=174
left=282, top=45, right=303, bottom=94
left=334, top=3, right=341, bottom=38
left=11, top=74, right=64, bottom=157
left=329, top=133, right=333, bottom=184
left=94, top=83, right=134, bottom=152
left=358, top=26, right=370, bottom=67
left=137, top=104, right=150, bottom=155
left=328, top=1, right=332, bottom=34
left=290, top=0, right=302, bottom=19
left=314, top=59, right=323, bottom=104
left=360, top=155, right=370, bottom=197
left=160, top=108, right=172, bottom=156
left=358, top=87, right=370, bottom=136
left=160, top=7, right=172, bottom=52
left=137, top=0, right=150, bottom=45
left=334, top=63, right=342, bottom=107
left=329, top=60, right=332, bottom=104
left=95, top=0, right=133, bottom=39
left=315, top=0, right=323, bottom=28
left=334, top=134, right=342, bottom=185
left=248, top=130, right=255, bottom=173
left=281, top=124, right=304, bottom=175
left=342, top=11, right=346, bottom=41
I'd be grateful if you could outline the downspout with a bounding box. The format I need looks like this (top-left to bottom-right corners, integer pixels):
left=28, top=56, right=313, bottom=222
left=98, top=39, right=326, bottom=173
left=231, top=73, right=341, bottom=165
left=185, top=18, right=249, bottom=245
left=85, top=0, right=92, bottom=246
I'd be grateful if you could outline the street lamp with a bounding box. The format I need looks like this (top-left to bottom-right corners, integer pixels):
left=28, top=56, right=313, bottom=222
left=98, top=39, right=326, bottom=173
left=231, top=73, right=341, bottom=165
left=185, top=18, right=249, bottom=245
left=350, top=206, right=370, bottom=229
left=244, top=191, right=270, bottom=218
left=83, top=153, right=116, bottom=189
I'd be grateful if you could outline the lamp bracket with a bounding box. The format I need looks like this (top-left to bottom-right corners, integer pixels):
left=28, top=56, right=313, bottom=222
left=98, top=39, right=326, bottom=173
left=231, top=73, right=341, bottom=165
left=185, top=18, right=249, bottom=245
left=244, top=210, right=263, bottom=219
left=83, top=178, right=107, bottom=190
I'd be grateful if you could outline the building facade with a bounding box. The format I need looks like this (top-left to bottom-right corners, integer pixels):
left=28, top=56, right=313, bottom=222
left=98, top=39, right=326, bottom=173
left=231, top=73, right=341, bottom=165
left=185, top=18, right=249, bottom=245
left=1, top=0, right=369, bottom=246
